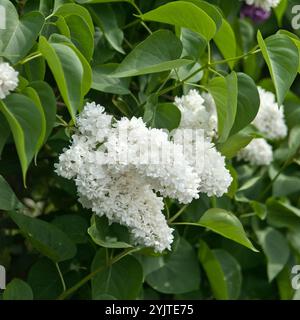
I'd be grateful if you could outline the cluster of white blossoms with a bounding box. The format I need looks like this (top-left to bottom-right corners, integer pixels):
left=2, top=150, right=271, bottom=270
left=56, top=102, right=203, bottom=252
left=105, top=117, right=200, bottom=204
left=244, top=0, right=280, bottom=11
left=237, top=138, right=273, bottom=166
left=56, top=92, right=235, bottom=251
left=0, top=62, right=19, bottom=99
left=174, top=89, right=218, bottom=139
left=252, top=87, right=287, bottom=140
left=237, top=87, right=288, bottom=166
left=173, top=90, right=232, bottom=197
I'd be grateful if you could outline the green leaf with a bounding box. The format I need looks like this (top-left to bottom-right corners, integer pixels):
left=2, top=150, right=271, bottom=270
left=39, top=36, right=84, bottom=121
left=238, top=176, right=262, bottom=192
left=55, top=15, right=71, bottom=38
left=273, top=174, right=300, bottom=197
left=29, top=81, right=57, bottom=143
left=288, top=124, right=300, bottom=157
left=0, top=113, right=10, bottom=156
left=0, top=0, right=19, bottom=52
left=152, top=103, right=181, bottom=131
left=227, top=165, right=238, bottom=198
left=230, top=73, right=260, bottom=136
left=274, top=0, right=288, bottom=26
left=267, top=197, right=300, bottom=229
left=287, top=227, right=300, bottom=256
left=180, top=28, right=207, bottom=61
left=251, top=201, right=267, bottom=220
left=198, top=241, right=242, bottom=300
left=208, top=72, right=238, bottom=142
left=277, top=266, right=295, bottom=300
left=213, top=249, right=242, bottom=299
left=174, top=62, right=203, bottom=83
left=3, top=12, right=44, bottom=64
left=88, top=215, right=132, bottom=248
left=49, top=34, right=92, bottom=96
left=198, top=208, right=258, bottom=251
left=88, top=3, right=124, bottom=54
left=113, top=30, right=193, bottom=77
left=143, top=94, right=158, bottom=124
left=140, top=1, right=217, bottom=41
left=38, top=0, right=54, bottom=16
left=134, top=254, right=165, bottom=278
left=217, top=125, right=258, bottom=159
left=24, top=54, right=46, bottom=81
left=257, top=31, right=299, bottom=105
left=8, top=211, right=77, bottom=262
left=92, top=64, right=130, bottom=95
left=22, top=87, right=47, bottom=155
left=183, top=0, right=222, bottom=30
left=214, top=19, right=236, bottom=69
left=52, top=214, right=89, bottom=244
left=277, top=30, right=300, bottom=74
left=27, top=258, right=63, bottom=299
left=54, top=3, right=94, bottom=36
left=3, top=279, right=33, bottom=300
left=255, top=227, right=290, bottom=282
left=63, top=14, right=94, bottom=61
left=146, top=238, right=200, bottom=294
left=0, top=94, right=43, bottom=184
left=0, top=176, right=21, bottom=211
left=0, top=1, right=44, bottom=64
left=91, top=249, right=143, bottom=299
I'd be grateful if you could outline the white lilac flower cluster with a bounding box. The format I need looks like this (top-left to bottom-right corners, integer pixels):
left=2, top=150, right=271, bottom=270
left=253, top=87, right=287, bottom=140
left=56, top=91, right=235, bottom=251
left=56, top=102, right=202, bottom=252
left=244, top=0, right=280, bottom=11
left=236, top=138, right=273, bottom=166
left=237, top=87, right=287, bottom=166
left=174, top=90, right=232, bottom=197
left=174, top=89, right=218, bottom=139
left=0, top=62, right=19, bottom=99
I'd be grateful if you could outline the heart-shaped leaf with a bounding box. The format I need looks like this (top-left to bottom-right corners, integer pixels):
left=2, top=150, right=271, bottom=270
left=3, top=279, right=33, bottom=300
left=113, top=30, right=193, bottom=77
left=208, top=72, right=238, bottom=143
left=39, top=36, right=84, bottom=121
left=199, top=241, right=242, bottom=300
left=140, top=1, right=217, bottom=41
left=0, top=0, right=44, bottom=64
left=8, top=211, right=77, bottom=262
left=0, top=94, right=43, bottom=184
left=257, top=31, right=299, bottom=105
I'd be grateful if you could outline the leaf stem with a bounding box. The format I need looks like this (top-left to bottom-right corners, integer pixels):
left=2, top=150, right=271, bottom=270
left=55, top=115, right=69, bottom=127
left=208, top=67, right=224, bottom=78
left=207, top=41, right=211, bottom=65
left=210, top=49, right=261, bottom=67
left=240, top=212, right=256, bottom=219
left=17, top=52, right=42, bottom=65
left=258, top=158, right=291, bottom=200
left=185, top=82, right=208, bottom=91
left=56, top=248, right=136, bottom=300
left=55, top=263, right=67, bottom=293
left=171, top=222, right=201, bottom=227
left=122, top=19, right=140, bottom=30
left=168, top=204, right=189, bottom=224
left=131, top=2, right=152, bottom=35
left=164, top=199, right=170, bottom=220
left=158, top=64, right=208, bottom=96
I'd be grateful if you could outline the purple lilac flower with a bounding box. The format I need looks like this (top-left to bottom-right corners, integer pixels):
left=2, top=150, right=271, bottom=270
left=240, top=4, right=271, bottom=23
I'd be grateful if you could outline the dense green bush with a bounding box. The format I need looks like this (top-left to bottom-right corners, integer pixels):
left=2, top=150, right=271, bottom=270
left=1, top=0, right=300, bottom=300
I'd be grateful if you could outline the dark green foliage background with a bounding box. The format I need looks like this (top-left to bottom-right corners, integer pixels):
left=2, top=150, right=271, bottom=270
left=1, top=0, right=300, bottom=300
